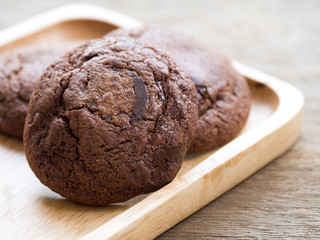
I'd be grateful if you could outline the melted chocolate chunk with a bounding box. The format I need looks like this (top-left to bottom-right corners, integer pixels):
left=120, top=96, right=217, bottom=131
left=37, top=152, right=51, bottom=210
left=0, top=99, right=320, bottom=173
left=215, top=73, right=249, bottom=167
left=131, top=73, right=148, bottom=123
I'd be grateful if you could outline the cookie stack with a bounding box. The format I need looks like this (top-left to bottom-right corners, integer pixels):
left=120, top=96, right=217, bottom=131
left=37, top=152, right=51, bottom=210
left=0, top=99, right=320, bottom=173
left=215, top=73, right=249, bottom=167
left=0, top=25, right=250, bottom=206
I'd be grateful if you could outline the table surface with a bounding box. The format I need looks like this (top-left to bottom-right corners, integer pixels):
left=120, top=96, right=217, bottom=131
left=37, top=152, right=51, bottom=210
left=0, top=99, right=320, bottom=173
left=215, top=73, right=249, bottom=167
left=0, top=0, right=319, bottom=239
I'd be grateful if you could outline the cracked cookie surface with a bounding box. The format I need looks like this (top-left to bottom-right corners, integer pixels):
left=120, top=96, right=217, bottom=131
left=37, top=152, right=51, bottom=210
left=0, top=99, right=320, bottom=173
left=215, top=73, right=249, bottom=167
left=106, top=26, right=251, bottom=153
left=24, top=38, right=198, bottom=206
left=0, top=43, right=78, bottom=138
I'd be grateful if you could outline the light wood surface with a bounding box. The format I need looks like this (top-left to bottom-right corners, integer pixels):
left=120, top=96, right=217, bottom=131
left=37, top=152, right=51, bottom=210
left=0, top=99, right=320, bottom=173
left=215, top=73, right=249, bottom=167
left=0, top=1, right=318, bottom=239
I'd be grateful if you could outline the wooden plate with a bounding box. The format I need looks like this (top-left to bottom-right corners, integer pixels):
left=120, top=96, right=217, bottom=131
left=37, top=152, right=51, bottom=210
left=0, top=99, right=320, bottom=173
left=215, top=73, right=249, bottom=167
left=0, top=4, right=304, bottom=240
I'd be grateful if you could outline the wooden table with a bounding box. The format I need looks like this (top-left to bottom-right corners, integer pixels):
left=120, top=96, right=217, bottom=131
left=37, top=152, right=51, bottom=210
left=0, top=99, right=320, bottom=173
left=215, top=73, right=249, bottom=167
left=0, top=0, right=319, bottom=238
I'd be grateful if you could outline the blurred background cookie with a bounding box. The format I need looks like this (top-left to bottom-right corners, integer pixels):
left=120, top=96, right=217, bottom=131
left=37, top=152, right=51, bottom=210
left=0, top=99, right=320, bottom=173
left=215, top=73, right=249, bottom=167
left=0, top=42, right=79, bottom=138
left=106, top=25, right=251, bottom=153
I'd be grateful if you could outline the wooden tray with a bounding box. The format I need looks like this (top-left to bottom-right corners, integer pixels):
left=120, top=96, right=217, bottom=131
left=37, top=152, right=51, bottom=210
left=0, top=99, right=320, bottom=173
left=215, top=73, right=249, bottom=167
left=0, top=4, right=304, bottom=240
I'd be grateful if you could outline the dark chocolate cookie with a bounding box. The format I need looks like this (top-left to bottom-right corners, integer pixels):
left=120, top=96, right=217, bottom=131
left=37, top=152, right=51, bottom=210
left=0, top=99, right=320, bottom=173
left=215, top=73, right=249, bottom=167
left=106, top=26, right=251, bottom=153
left=24, top=38, right=198, bottom=206
left=0, top=43, right=78, bottom=138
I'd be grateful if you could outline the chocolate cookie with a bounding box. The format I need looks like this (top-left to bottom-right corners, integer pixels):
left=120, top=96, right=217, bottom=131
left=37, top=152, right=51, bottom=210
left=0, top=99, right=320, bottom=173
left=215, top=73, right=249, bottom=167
left=24, top=38, right=198, bottom=206
left=0, top=43, right=78, bottom=138
left=106, top=26, right=251, bottom=153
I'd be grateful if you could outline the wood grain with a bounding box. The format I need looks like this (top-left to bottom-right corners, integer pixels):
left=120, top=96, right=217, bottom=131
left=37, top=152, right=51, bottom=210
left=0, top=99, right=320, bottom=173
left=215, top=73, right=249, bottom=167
left=0, top=1, right=319, bottom=239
